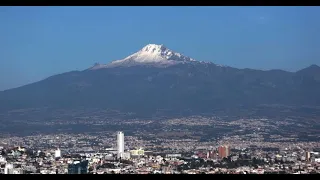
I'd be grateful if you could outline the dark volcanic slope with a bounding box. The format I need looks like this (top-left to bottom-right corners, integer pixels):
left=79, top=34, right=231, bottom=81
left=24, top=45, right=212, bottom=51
left=0, top=63, right=320, bottom=117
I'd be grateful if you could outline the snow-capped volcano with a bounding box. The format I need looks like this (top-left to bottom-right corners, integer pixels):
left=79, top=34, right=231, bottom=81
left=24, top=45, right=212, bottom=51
left=115, top=44, right=196, bottom=63
left=90, top=44, right=198, bottom=69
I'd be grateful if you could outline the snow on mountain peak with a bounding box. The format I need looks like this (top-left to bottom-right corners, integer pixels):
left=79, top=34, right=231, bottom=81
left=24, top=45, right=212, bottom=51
left=89, top=44, right=204, bottom=70
left=140, top=44, right=167, bottom=53
left=109, top=44, right=197, bottom=66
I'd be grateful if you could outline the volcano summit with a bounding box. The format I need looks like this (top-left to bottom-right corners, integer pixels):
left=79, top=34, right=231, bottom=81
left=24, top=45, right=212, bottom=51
left=89, top=44, right=204, bottom=69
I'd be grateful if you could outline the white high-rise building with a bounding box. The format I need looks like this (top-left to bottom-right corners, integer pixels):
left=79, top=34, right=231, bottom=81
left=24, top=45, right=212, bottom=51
left=55, top=148, right=61, bottom=158
left=117, top=131, right=124, bottom=158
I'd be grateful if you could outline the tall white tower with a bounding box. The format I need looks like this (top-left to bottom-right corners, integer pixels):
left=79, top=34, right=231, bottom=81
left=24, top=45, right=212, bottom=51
left=55, top=148, right=61, bottom=158
left=117, top=131, right=124, bottom=158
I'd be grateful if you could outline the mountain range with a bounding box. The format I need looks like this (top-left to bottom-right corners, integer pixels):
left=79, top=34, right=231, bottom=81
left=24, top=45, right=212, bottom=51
left=0, top=44, right=320, bottom=118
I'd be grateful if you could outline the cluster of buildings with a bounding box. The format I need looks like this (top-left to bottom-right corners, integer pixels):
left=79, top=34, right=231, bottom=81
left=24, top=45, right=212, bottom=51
left=65, top=131, right=147, bottom=174
left=191, top=145, right=231, bottom=159
left=115, top=131, right=145, bottom=160
left=0, top=130, right=319, bottom=174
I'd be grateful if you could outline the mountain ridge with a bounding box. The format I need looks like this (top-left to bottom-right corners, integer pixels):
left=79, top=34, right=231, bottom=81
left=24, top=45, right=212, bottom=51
left=0, top=44, right=320, bottom=120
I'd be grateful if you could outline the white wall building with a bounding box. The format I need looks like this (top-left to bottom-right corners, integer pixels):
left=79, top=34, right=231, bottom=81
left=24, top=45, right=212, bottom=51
left=123, top=152, right=131, bottom=160
left=117, top=131, right=124, bottom=158
left=4, top=163, right=13, bottom=174
left=0, top=155, right=6, bottom=163
left=12, top=168, right=23, bottom=174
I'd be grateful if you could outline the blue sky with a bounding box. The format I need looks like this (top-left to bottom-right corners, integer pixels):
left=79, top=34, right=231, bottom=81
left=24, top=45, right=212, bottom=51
left=0, top=6, right=320, bottom=90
